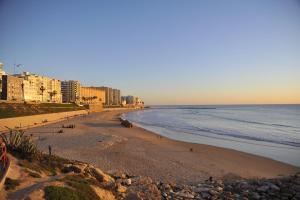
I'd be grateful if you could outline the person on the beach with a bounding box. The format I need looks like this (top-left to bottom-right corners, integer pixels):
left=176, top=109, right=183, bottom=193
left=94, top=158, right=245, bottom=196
left=48, top=145, right=52, bottom=156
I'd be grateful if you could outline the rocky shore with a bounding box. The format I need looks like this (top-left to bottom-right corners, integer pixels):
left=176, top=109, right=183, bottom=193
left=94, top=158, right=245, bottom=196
left=62, top=162, right=300, bottom=200
left=4, top=153, right=300, bottom=200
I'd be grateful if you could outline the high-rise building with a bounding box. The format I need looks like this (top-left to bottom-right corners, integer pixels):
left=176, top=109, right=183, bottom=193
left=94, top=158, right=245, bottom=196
left=98, top=87, right=121, bottom=106
left=112, top=89, right=121, bottom=105
left=61, top=80, right=81, bottom=103
left=121, top=96, right=143, bottom=106
left=97, top=87, right=111, bottom=105
left=1, top=75, right=23, bottom=101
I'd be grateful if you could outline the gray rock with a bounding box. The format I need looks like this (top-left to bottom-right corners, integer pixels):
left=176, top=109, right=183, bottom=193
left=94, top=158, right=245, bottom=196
left=194, top=187, right=210, bottom=193
left=251, top=192, right=260, bottom=200
left=175, top=191, right=194, bottom=198
left=266, top=182, right=280, bottom=191
left=257, top=185, right=269, bottom=192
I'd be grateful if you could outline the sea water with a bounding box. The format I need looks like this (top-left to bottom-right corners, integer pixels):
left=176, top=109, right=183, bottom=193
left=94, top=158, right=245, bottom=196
left=123, top=105, right=300, bottom=167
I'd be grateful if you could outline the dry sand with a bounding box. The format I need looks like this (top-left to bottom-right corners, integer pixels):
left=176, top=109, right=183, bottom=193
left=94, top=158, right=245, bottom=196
left=25, top=110, right=300, bottom=184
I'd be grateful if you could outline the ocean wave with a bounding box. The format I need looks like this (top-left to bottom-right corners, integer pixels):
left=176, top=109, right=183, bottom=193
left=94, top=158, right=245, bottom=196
left=126, top=117, right=300, bottom=148
left=193, top=112, right=300, bottom=130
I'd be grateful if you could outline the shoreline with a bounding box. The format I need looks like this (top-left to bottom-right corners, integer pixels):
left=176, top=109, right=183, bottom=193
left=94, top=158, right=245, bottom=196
left=25, top=110, right=299, bottom=184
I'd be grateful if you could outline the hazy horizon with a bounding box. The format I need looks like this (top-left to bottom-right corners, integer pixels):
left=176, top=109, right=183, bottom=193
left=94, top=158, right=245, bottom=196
left=1, top=0, right=299, bottom=105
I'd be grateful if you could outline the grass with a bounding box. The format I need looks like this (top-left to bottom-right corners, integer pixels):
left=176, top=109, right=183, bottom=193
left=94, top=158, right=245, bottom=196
left=4, top=178, right=21, bottom=190
left=59, top=175, right=100, bottom=200
left=44, top=186, right=80, bottom=200
left=0, top=102, right=85, bottom=119
left=24, top=169, right=42, bottom=178
left=18, top=154, right=71, bottom=176
left=45, top=175, right=102, bottom=200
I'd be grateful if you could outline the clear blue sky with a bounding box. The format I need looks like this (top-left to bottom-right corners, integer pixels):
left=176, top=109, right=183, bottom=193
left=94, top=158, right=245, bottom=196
left=1, top=0, right=300, bottom=105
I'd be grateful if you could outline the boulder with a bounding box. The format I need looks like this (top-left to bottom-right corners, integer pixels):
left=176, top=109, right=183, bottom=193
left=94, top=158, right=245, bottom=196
left=120, top=119, right=133, bottom=128
left=124, top=178, right=132, bottom=186
left=124, top=193, right=142, bottom=200
left=117, top=183, right=127, bottom=193
left=88, top=167, right=115, bottom=184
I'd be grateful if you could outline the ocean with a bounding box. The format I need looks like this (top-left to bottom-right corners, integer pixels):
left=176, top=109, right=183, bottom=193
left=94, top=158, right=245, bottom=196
left=123, top=105, right=300, bottom=167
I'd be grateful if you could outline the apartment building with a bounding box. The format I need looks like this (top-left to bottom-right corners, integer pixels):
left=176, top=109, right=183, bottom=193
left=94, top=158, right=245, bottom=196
left=61, top=80, right=81, bottom=103
left=122, top=95, right=143, bottom=106
left=98, top=86, right=121, bottom=106
left=1, top=75, right=23, bottom=101
left=112, top=89, right=121, bottom=105
left=48, top=78, right=62, bottom=103
left=16, top=72, right=62, bottom=103
left=80, top=87, right=105, bottom=105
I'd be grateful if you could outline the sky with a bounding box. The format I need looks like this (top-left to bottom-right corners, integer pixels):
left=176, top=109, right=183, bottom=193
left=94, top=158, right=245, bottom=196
left=0, top=0, right=300, bottom=105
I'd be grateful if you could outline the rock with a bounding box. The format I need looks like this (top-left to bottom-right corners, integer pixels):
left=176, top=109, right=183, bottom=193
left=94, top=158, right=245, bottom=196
left=91, top=185, right=116, bottom=200
left=62, top=165, right=81, bottom=174
left=88, top=167, right=115, bottom=184
left=124, top=178, right=132, bottom=186
left=72, top=163, right=88, bottom=173
left=124, top=193, right=142, bottom=200
left=257, top=185, right=269, bottom=192
left=251, top=192, right=260, bottom=200
left=120, top=119, right=133, bottom=128
left=238, top=181, right=251, bottom=190
left=265, top=182, right=280, bottom=191
left=208, top=189, right=218, bottom=196
left=200, top=192, right=210, bottom=199
left=215, top=186, right=223, bottom=192
left=194, top=187, right=210, bottom=193
left=293, top=184, right=300, bottom=192
left=117, top=183, right=127, bottom=193
left=175, top=191, right=194, bottom=198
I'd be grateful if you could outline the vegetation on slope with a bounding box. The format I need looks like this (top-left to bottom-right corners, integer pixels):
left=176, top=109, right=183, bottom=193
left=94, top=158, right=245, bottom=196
left=0, top=102, right=85, bottom=119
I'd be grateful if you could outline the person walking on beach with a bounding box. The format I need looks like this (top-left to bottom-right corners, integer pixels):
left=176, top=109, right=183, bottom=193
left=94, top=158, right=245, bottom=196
left=48, top=145, right=52, bottom=156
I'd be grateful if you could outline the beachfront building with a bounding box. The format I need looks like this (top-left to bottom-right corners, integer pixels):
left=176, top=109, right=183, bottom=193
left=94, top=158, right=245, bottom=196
left=98, top=87, right=112, bottom=105
left=15, top=72, right=62, bottom=103
left=80, top=87, right=105, bottom=105
left=112, top=89, right=121, bottom=105
left=98, top=86, right=121, bottom=106
left=1, top=75, right=23, bottom=101
left=123, top=96, right=135, bottom=105
left=122, top=95, right=144, bottom=106
left=48, top=79, right=62, bottom=103
left=61, top=80, right=81, bottom=103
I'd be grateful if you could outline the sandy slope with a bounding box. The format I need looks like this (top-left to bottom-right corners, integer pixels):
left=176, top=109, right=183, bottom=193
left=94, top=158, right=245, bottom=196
left=25, top=110, right=300, bottom=184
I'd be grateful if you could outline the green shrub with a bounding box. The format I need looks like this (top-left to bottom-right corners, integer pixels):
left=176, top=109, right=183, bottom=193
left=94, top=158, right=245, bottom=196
left=4, top=178, right=20, bottom=190
left=44, top=186, right=80, bottom=200
left=60, top=175, right=100, bottom=200
left=1, top=128, right=38, bottom=159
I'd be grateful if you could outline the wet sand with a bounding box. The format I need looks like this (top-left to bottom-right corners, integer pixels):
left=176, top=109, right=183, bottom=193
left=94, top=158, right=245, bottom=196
left=26, top=110, right=300, bottom=184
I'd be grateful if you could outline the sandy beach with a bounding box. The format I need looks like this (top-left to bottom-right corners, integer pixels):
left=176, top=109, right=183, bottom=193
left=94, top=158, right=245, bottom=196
left=25, top=110, right=299, bottom=184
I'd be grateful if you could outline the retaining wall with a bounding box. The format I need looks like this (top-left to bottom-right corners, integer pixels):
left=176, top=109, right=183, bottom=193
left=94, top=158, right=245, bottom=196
left=0, top=110, right=88, bottom=132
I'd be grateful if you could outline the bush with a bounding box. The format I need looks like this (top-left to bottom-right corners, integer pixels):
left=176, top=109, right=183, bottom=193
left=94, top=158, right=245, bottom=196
left=60, top=175, right=100, bottom=200
left=44, top=186, right=80, bottom=200
left=4, top=178, right=20, bottom=190
left=1, top=128, right=38, bottom=159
